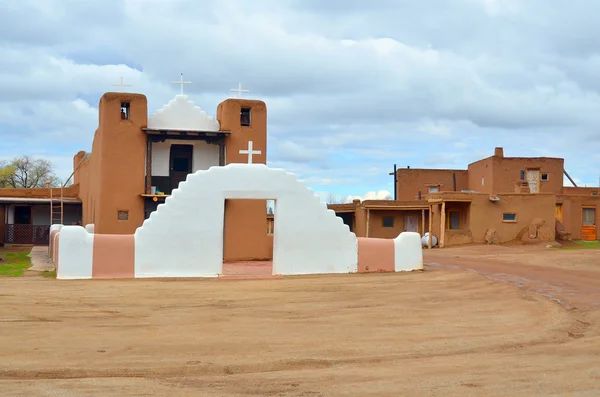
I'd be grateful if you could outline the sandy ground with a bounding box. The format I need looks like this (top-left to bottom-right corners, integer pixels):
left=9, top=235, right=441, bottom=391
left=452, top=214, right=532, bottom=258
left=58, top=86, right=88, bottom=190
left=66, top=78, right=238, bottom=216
left=0, top=244, right=599, bottom=396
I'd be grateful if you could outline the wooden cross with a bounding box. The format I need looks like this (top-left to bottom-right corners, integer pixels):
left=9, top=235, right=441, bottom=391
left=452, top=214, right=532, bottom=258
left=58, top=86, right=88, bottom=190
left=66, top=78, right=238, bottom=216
left=172, top=73, right=191, bottom=95
left=230, top=82, right=249, bottom=98
left=112, top=76, right=132, bottom=91
left=388, top=164, right=397, bottom=200
left=239, top=141, right=261, bottom=164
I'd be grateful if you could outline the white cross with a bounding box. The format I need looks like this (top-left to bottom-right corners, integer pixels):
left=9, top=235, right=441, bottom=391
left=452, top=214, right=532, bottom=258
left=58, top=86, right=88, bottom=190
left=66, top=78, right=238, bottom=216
left=230, top=82, right=249, bottom=98
left=172, top=73, right=192, bottom=95
left=112, top=76, right=132, bottom=91
left=239, top=141, right=262, bottom=164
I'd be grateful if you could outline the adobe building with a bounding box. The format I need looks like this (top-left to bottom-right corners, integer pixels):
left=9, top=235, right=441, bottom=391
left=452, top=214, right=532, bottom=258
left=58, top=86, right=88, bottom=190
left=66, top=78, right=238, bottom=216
left=329, top=147, right=599, bottom=247
left=1, top=88, right=271, bottom=261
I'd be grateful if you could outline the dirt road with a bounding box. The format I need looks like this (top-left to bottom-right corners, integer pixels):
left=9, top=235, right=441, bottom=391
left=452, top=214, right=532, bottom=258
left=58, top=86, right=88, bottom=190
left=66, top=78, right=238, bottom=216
left=0, top=244, right=599, bottom=396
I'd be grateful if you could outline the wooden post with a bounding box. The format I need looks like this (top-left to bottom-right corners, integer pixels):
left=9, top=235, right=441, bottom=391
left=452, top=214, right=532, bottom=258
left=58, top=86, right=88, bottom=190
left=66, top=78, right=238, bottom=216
left=440, top=202, right=446, bottom=248
left=218, top=140, right=226, bottom=166
left=145, top=136, right=152, bottom=194
left=366, top=209, right=370, bottom=238
left=428, top=205, right=433, bottom=249
left=421, top=209, right=425, bottom=236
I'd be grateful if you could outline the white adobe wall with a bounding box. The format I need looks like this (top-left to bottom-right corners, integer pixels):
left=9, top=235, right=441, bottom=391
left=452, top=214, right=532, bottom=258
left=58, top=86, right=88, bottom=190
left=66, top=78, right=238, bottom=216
left=147, top=94, right=220, bottom=131
left=151, top=140, right=219, bottom=176
left=56, top=226, right=94, bottom=279
left=134, top=164, right=358, bottom=278
left=394, top=232, right=423, bottom=271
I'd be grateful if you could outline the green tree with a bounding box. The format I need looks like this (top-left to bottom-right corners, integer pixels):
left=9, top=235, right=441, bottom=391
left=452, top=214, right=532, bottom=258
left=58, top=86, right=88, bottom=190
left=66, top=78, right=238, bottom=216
left=0, top=161, right=15, bottom=188
left=0, top=156, right=62, bottom=188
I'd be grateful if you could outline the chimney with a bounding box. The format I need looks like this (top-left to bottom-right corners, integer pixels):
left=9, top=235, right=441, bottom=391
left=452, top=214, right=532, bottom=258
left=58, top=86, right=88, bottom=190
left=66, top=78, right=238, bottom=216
left=494, top=147, right=504, bottom=158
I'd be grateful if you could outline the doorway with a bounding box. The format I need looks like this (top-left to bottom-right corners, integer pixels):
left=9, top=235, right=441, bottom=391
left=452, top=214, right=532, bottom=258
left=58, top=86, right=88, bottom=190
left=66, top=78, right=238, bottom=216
left=404, top=215, right=419, bottom=233
left=222, top=199, right=274, bottom=277
left=169, top=144, right=193, bottom=193
left=526, top=169, right=540, bottom=193
left=12, top=206, right=33, bottom=244
left=582, top=207, right=597, bottom=241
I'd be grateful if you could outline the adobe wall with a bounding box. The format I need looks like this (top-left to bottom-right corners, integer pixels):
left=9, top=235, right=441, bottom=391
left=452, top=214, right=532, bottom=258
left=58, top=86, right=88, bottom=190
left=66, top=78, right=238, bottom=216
left=467, top=157, right=494, bottom=194
left=366, top=209, right=428, bottom=238
left=395, top=168, right=468, bottom=201
left=52, top=163, right=425, bottom=280
left=92, top=93, right=148, bottom=234
left=563, top=187, right=600, bottom=196
left=559, top=195, right=600, bottom=240
left=468, top=193, right=556, bottom=243
left=493, top=157, right=564, bottom=194
left=72, top=151, right=92, bottom=225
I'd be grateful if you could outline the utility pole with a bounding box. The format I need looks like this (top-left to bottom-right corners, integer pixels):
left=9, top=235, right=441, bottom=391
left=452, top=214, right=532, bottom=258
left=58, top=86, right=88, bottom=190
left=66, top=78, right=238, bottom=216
left=388, top=164, right=397, bottom=200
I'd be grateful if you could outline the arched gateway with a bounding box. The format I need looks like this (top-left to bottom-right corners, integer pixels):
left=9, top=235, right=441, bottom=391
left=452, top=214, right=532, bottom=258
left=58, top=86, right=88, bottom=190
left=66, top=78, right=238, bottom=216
left=134, top=164, right=358, bottom=277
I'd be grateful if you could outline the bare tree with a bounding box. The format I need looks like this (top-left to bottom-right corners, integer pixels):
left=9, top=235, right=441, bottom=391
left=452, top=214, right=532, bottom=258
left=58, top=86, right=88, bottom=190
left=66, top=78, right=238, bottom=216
left=1, top=156, right=61, bottom=188
left=326, top=193, right=344, bottom=204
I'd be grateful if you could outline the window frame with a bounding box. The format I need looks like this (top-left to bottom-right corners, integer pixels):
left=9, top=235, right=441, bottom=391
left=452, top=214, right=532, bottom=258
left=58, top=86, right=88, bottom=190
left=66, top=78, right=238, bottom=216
left=382, top=216, right=394, bottom=228
left=502, top=212, right=517, bottom=223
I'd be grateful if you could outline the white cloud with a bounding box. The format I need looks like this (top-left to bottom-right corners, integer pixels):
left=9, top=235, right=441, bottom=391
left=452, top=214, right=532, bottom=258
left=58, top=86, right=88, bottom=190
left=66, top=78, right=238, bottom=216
left=347, top=190, right=393, bottom=202
left=1, top=0, right=600, bottom=196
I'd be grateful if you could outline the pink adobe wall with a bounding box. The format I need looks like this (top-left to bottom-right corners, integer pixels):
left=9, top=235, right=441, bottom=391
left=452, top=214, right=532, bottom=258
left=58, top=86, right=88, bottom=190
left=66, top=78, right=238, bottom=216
left=357, top=237, right=395, bottom=273
left=92, top=234, right=135, bottom=278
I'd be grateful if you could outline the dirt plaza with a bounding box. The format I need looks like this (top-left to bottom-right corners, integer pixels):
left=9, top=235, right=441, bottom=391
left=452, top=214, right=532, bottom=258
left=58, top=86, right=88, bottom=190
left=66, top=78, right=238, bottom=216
left=0, top=243, right=599, bottom=396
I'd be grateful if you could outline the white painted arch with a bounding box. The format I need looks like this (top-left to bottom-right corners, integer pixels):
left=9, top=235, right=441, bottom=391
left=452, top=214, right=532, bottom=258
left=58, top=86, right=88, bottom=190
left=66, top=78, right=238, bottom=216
left=134, top=164, right=358, bottom=278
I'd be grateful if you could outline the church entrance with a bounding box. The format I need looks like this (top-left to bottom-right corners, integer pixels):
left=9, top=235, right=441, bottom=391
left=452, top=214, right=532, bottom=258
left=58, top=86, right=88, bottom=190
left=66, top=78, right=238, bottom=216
left=169, top=144, right=193, bottom=192
left=222, top=199, right=274, bottom=278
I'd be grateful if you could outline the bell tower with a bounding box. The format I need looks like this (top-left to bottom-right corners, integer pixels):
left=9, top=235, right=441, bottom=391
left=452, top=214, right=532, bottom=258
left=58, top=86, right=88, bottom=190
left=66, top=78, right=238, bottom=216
left=93, top=92, right=148, bottom=234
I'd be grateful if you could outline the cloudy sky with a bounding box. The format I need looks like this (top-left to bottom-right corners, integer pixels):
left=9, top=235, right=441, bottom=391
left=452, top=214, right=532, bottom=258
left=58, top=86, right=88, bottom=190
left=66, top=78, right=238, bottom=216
left=2, top=0, right=600, bottom=201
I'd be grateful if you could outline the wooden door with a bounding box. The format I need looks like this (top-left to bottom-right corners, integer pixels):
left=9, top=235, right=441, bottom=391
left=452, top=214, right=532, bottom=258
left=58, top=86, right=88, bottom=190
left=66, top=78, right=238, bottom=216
left=169, top=144, right=193, bottom=193
left=526, top=169, right=540, bottom=193
left=582, top=207, right=597, bottom=241
left=404, top=215, right=419, bottom=233
left=555, top=204, right=563, bottom=223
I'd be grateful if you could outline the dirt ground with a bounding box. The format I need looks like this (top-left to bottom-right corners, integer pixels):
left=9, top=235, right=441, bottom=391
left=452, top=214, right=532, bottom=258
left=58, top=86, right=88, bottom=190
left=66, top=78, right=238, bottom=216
left=1, top=244, right=600, bottom=396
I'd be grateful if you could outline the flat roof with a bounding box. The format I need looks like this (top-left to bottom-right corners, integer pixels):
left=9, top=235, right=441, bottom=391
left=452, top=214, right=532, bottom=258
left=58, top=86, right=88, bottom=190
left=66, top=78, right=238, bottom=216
left=143, top=128, right=230, bottom=137
left=0, top=198, right=81, bottom=204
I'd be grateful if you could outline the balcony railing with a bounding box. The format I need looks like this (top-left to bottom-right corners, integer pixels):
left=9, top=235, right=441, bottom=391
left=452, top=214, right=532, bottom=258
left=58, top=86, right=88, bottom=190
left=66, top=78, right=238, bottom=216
left=5, top=224, right=50, bottom=245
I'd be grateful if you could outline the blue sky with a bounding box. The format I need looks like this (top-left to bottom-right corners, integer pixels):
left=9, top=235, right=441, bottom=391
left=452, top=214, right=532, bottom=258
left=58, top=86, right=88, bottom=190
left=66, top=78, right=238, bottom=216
left=2, top=0, right=600, bottom=202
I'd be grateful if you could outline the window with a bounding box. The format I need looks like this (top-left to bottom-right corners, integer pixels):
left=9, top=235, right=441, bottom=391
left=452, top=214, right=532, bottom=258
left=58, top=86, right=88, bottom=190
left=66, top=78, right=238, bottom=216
left=482, top=177, right=485, bottom=186
left=502, top=213, right=517, bottom=222
left=592, top=192, right=599, bottom=196
left=429, top=186, right=439, bottom=193
left=120, top=102, right=130, bottom=120
left=449, top=211, right=461, bottom=230
left=117, top=210, right=129, bottom=221
left=541, top=173, right=548, bottom=181
left=240, top=108, right=251, bottom=126
left=582, top=208, right=596, bottom=226
left=520, top=170, right=525, bottom=180
left=382, top=216, right=394, bottom=228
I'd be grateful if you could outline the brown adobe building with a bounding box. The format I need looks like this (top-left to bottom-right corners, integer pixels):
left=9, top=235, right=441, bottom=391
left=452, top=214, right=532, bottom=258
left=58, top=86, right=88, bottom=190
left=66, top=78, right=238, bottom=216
left=329, top=147, right=599, bottom=247
left=1, top=90, right=271, bottom=261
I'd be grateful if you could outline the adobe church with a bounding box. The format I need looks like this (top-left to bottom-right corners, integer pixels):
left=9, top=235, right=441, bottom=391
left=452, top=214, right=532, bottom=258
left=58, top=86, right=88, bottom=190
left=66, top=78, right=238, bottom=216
left=71, top=81, right=270, bottom=260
